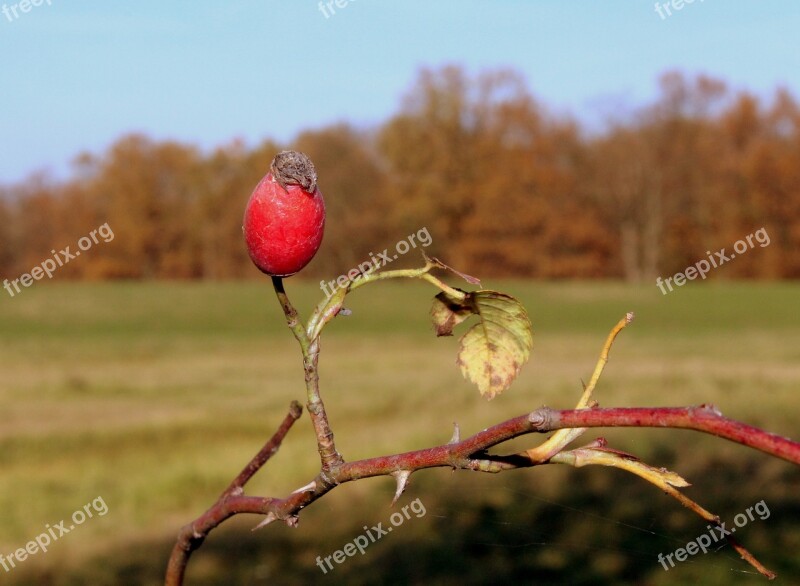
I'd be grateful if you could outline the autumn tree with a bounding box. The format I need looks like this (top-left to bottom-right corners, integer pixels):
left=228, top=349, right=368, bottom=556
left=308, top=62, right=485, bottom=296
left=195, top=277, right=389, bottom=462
left=2, top=66, right=799, bottom=283
left=292, top=124, right=390, bottom=278
left=378, top=65, right=612, bottom=277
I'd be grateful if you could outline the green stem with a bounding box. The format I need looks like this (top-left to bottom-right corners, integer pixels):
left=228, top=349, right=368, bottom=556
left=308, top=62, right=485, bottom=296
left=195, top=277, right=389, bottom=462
left=420, top=272, right=466, bottom=299
left=348, top=262, right=465, bottom=298
left=306, top=288, right=346, bottom=342
left=306, top=262, right=468, bottom=342
left=272, top=277, right=343, bottom=470
left=272, top=276, right=310, bottom=351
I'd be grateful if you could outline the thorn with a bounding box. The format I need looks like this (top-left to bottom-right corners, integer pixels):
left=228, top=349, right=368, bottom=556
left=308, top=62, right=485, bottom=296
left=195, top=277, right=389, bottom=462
left=449, top=422, right=460, bottom=444
left=700, top=403, right=723, bottom=416
left=291, top=480, right=316, bottom=494
left=580, top=379, right=587, bottom=391
left=582, top=437, right=607, bottom=449
left=284, top=515, right=299, bottom=528
left=390, top=470, right=412, bottom=506
left=252, top=512, right=277, bottom=531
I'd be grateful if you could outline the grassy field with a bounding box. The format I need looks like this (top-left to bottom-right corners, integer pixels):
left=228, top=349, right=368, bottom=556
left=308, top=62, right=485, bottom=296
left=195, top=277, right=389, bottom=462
left=0, top=279, right=798, bottom=584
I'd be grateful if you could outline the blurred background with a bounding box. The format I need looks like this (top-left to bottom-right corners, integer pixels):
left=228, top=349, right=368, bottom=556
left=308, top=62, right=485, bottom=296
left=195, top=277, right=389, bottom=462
left=1, top=2, right=799, bottom=584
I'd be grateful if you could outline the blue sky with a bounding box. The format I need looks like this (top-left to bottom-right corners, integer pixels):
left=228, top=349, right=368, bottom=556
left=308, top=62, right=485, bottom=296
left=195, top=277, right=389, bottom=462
left=1, top=1, right=799, bottom=183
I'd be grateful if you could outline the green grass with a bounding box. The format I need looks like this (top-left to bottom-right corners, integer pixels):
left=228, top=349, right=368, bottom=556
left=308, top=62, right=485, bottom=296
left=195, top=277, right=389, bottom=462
left=0, top=279, right=798, bottom=584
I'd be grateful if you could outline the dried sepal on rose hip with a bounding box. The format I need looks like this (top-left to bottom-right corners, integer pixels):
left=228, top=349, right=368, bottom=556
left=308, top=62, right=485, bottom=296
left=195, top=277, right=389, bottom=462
left=243, top=151, right=325, bottom=277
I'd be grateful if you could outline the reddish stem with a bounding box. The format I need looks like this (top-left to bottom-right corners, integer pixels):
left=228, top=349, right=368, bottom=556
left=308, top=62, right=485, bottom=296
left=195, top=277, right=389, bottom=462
left=166, top=403, right=800, bottom=585
left=165, top=402, right=303, bottom=586
left=551, top=404, right=800, bottom=465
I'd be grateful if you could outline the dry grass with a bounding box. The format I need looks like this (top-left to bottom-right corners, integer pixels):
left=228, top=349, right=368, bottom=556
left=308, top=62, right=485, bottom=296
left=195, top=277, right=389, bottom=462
left=0, top=280, right=798, bottom=583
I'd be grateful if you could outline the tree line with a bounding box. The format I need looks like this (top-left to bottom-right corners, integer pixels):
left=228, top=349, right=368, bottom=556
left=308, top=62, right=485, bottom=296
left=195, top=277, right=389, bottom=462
left=1, top=66, right=798, bottom=283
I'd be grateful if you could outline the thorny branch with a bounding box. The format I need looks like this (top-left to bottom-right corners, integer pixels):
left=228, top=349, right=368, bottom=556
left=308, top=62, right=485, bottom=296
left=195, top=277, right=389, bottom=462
left=165, top=401, right=303, bottom=586
left=272, top=276, right=343, bottom=471
left=165, top=402, right=796, bottom=583
left=166, top=264, right=798, bottom=584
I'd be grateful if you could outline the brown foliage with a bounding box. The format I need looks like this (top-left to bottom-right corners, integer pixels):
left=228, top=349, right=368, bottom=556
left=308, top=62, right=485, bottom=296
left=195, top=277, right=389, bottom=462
left=2, top=67, right=799, bottom=282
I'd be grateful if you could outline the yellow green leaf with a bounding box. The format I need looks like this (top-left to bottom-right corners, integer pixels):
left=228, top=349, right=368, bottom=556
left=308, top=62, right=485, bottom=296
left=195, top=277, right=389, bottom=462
left=430, top=290, right=533, bottom=399
left=430, top=290, right=473, bottom=337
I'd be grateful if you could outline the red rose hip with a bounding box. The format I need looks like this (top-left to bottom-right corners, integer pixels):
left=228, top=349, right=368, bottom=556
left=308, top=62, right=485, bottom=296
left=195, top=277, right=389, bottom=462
left=243, top=151, right=325, bottom=276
